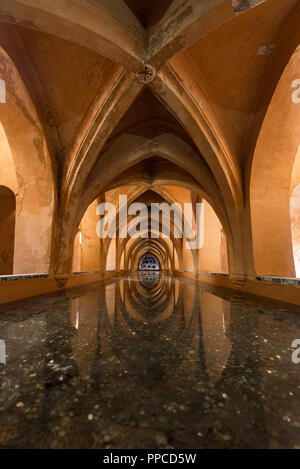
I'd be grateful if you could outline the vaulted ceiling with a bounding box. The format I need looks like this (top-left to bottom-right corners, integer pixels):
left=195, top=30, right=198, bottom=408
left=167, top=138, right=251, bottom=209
left=1, top=0, right=298, bottom=169
left=123, top=0, right=174, bottom=27
left=0, top=0, right=299, bottom=276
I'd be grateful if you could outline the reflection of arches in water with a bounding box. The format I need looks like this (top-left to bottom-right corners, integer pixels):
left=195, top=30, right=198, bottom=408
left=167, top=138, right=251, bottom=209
left=139, top=253, right=160, bottom=271
left=138, top=271, right=160, bottom=289
left=0, top=186, right=16, bottom=275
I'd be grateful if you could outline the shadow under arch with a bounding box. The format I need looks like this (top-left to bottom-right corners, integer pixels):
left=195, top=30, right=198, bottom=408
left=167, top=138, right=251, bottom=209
left=0, top=185, right=15, bottom=275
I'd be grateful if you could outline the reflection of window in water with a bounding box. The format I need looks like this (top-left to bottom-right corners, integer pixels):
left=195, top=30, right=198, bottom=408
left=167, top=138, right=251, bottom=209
left=139, top=254, right=160, bottom=271
left=0, top=340, right=6, bottom=364
left=138, top=271, right=160, bottom=289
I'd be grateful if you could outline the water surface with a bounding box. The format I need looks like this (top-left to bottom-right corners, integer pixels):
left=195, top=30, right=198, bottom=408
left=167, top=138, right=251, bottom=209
left=0, top=273, right=299, bottom=448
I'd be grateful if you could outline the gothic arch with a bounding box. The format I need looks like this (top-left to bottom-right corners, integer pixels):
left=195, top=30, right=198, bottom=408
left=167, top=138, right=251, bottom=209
left=250, top=45, right=300, bottom=277
left=0, top=47, right=55, bottom=273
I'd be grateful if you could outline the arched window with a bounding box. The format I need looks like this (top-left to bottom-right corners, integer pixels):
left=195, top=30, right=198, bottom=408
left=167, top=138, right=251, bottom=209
left=139, top=253, right=160, bottom=271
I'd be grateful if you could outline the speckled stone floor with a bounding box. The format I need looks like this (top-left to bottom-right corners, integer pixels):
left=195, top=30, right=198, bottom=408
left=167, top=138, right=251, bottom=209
left=0, top=273, right=299, bottom=449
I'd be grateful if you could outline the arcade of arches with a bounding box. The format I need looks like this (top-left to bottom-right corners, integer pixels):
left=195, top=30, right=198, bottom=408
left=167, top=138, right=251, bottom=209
left=0, top=0, right=299, bottom=306
left=0, top=0, right=300, bottom=452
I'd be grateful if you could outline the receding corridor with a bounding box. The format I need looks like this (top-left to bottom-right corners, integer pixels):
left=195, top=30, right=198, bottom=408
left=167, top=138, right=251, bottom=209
left=0, top=274, right=299, bottom=449
left=0, top=0, right=300, bottom=453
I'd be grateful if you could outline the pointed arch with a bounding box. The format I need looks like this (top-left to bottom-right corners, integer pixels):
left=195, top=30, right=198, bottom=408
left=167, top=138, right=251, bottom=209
left=250, top=45, right=300, bottom=276
left=0, top=46, right=55, bottom=273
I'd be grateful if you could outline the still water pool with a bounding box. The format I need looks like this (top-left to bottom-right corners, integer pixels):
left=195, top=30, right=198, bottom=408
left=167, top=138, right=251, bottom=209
left=0, top=274, right=299, bottom=448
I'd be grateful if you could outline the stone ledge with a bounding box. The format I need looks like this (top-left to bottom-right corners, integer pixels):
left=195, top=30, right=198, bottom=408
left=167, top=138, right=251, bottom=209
left=256, top=276, right=300, bottom=286
left=73, top=271, right=100, bottom=276
left=0, top=271, right=120, bottom=306
left=200, top=272, right=229, bottom=277
left=0, top=274, right=48, bottom=283
left=197, top=273, right=300, bottom=307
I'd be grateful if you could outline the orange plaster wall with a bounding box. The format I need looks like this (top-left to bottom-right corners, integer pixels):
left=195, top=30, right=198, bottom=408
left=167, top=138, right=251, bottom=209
left=81, top=201, right=100, bottom=271
left=200, top=200, right=223, bottom=272
left=72, top=231, right=82, bottom=272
